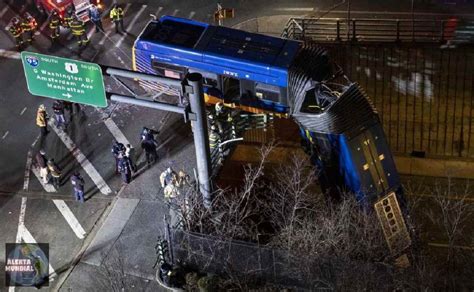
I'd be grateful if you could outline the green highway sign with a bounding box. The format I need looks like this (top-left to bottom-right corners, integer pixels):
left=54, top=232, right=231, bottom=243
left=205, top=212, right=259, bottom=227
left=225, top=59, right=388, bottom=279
left=21, top=51, right=107, bottom=107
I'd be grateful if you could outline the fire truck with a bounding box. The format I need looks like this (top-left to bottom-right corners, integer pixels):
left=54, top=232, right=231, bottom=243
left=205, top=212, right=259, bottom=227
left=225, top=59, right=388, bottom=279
left=35, top=0, right=102, bottom=22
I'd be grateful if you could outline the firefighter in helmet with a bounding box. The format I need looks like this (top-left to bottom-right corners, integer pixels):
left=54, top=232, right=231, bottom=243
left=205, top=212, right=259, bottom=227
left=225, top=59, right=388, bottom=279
left=7, top=17, right=23, bottom=49
left=48, top=9, right=61, bottom=43
left=63, top=5, right=75, bottom=29
left=21, top=12, right=37, bottom=44
left=70, top=14, right=89, bottom=47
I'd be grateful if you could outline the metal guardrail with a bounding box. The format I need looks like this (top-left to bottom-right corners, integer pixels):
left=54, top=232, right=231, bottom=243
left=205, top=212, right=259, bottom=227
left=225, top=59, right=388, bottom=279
left=282, top=17, right=474, bottom=43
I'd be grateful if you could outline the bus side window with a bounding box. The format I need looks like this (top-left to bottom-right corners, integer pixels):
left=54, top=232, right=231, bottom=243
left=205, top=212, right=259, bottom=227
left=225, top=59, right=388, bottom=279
left=151, top=60, right=186, bottom=79
left=255, top=83, right=281, bottom=102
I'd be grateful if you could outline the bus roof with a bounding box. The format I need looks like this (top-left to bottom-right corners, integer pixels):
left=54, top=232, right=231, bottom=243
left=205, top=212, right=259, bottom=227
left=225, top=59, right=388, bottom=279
left=135, top=16, right=301, bottom=87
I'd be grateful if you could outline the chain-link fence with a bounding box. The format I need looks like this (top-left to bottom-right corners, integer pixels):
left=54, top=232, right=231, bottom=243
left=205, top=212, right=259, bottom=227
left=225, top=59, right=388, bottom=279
left=169, top=229, right=391, bottom=290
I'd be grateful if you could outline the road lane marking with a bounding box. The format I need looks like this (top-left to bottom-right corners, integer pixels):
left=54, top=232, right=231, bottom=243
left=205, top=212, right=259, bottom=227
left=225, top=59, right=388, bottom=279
left=155, top=6, right=163, bottom=17
left=23, top=150, right=32, bottom=191
left=32, top=165, right=57, bottom=192
left=2, top=131, right=9, bottom=139
left=53, top=200, right=87, bottom=239
left=31, top=134, right=41, bottom=147
left=87, top=27, right=95, bottom=40
left=49, top=121, right=112, bottom=195
left=172, top=9, right=179, bottom=16
left=0, top=5, right=9, bottom=18
left=99, top=3, right=132, bottom=46
left=188, top=11, right=196, bottom=19
left=0, top=49, right=20, bottom=59
left=20, top=225, right=57, bottom=279
left=115, top=4, right=147, bottom=48
left=20, top=107, right=27, bottom=115
left=103, top=117, right=131, bottom=146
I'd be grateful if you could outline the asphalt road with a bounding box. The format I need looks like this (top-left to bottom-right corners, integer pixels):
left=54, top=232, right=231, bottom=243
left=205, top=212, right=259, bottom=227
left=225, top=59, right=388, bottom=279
left=0, top=0, right=473, bottom=291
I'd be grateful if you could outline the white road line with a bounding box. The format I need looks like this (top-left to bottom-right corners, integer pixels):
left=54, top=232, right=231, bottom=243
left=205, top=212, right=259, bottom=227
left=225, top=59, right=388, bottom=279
left=188, top=11, right=196, bottom=19
left=31, top=134, right=41, bottom=147
left=0, top=5, right=9, bottom=18
left=99, top=3, right=131, bottom=46
left=172, top=9, right=179, bottom=16
left=49, top=121, right=112, bottom=195
left=20, top=225, right=57, bottom=279
left=115, top=4, right=147, bottom=48
left=155, top=6, right=163, bottom=17
left=53, top=200, right=87, bottom=239
left=32, top=165, right=57, bottom=192
left=20, top=107, right=27, bottom=115
left=10, top=197, right=56, bottom=292
left=2, top=131, right=9, bottom=139
left=0, top=49, right=21, bottom=59
left=9, top=197, right=27, bottom=292
left=103, top=117, right=131, bottom=146
left=23, top=150, right=32, bottom=191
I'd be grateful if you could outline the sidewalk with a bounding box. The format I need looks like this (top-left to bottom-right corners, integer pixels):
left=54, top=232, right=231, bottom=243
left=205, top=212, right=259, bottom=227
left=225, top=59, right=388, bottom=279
left=57, top=142, right=196, bottom=292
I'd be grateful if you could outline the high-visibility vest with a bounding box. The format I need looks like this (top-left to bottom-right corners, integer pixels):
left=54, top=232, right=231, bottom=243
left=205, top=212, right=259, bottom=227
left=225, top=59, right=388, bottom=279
left=9, top=26, right=22, bottom=38
left=49, top=16, right=60, bottom=29
left=110, top=7, right=124, bottom=21
left=70, top=20, right=85, bottom=36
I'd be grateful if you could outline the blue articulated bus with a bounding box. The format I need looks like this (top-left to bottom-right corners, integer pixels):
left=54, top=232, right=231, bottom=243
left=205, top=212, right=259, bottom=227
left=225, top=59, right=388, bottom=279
left=133, top=15, right=405, bottom=211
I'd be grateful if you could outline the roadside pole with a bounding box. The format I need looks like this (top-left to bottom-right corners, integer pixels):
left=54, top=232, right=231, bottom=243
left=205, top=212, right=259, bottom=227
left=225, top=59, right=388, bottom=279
left=186, top=73, right=212, bottom=208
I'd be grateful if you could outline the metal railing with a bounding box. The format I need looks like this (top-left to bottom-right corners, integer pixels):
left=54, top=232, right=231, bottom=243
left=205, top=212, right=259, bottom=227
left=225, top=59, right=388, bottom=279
left=282, top=17, right=473, bottom=43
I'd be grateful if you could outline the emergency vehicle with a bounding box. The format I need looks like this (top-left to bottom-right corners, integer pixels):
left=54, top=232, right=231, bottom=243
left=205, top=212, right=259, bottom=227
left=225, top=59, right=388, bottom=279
left=35, top=0, right=102, bottom=22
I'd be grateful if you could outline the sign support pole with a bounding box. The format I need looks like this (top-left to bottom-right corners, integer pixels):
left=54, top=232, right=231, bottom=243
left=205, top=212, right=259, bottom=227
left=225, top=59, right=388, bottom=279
left=186, top=73, right=212, bottom=208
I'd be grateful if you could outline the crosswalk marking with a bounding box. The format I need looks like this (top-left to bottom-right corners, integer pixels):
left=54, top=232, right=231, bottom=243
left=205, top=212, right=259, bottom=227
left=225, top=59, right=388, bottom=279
left=0, top=5, right=9, bottom=18
left=19, top=225, right=57, bottom=279
left=32, top=165, right=57, bottom=192
left=99, top=3, right=132, bottom=46
left=155, top=6, right=163, bottom=17
left=49, top=121, right=112, bottom=195
left=53, top=200, right=87, bottom=239
left=103, top=117, right=132, bottom=147
left=115, top=4, right=147, bottom=48
left=10, top=197, right=56, bottom=292
left=0, top=49, right=20, bottom=59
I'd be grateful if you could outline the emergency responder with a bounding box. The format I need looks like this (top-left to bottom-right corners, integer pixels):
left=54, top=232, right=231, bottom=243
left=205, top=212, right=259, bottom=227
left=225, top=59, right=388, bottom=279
left=36, top=104, right=49, bottom=137
left=118, top=155, right=133, bottom=184
left=47, top=159, right=61, bottom=188
left=88, top=4, right=103, bottom=33
left=70, top=14, right=89, bottom=47
left=111, top=140, right=125, bottom=173
left=63, top=5, right=75, bottom=29
left=110, top=4, right=125, bottom=34
left=209, top=125, right=221, bottom=151
left=52, top=100, right=67, bottom=129
left=21, top=12, right=37, bottom=44
left=48, top=9, right=61, bottom=43
left=8, top=17, right=23, bottom=48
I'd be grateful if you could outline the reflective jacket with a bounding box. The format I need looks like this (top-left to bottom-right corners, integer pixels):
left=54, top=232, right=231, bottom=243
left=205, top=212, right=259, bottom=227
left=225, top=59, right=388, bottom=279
left=49, top=15, right=60, bottom=29
left=110, top=7, right=124, bottom=21
left=21, top=19, right=32, bottom=31
left=70, top=19, right=85, bottom=36
left=36, top=109, right=47, bottom=127
left=9, top=25, right=22, bottom=38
